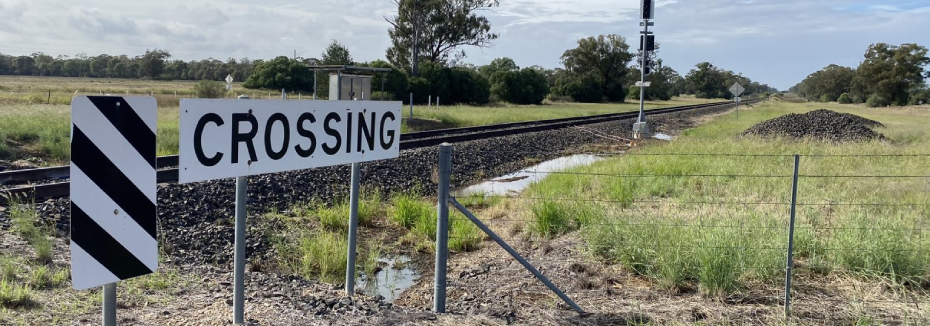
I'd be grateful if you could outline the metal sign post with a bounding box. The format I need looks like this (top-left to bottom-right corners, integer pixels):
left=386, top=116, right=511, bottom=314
left=729, top=82, right=745, bottom=119
left=225, top=74, right=233, bottom=91
left=632, top=0, right=655, bottom=139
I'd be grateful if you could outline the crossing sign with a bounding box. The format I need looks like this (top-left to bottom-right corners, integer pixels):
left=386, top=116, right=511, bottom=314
left=729, top=82, right=745, bottom=97
left=70, top=96, right=158, bottom=290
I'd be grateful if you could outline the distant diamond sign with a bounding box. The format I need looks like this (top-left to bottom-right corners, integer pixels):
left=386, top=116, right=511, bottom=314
left=225, top=74, right=234, bottom=91
left=729, top=82, right=745, bottom=97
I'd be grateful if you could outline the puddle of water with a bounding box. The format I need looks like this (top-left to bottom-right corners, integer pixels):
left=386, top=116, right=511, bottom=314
left=357, top=255, right=418, bottom=302
left=453, top=154, right=603, bottom=197
left=652, top=132, right=673, bottom=140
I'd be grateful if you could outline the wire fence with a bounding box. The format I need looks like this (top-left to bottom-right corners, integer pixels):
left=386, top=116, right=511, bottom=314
left=440, top=151, right=930, bottom=324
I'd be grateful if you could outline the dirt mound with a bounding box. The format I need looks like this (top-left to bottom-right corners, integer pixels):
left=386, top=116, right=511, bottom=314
left=742, top=109, right=885, bottom=142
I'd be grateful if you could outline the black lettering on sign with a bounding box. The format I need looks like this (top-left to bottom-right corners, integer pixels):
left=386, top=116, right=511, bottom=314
left=358, top=112, right=376, bottom=152
left=264, top=113, right=289, bottom=160
left=231, top=113, right=258, bottom=163
left=322, top=112, right=341, bottom=155
left=295, top=113, right=316, bottom=158
left=345, top=112, right=353, bottom=154
left=380, top=111, right=396, bottom=150
left=194, top=113, right=224, bottom=166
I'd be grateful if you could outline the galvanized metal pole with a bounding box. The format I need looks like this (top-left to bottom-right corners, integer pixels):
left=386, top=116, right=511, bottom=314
left=409, top=93, right=414, bottom=118
left=433, top=143, right=452, bottom=312
left=233, top=175, right=247, bottom=324
left=102, top=283, right=116, bottom=326
left=428, top=95, right=432, bottom=108
left=233, top=94, right=251, bottom=324
left=345, top=162, right=361, bottom=296
left=784, top=154, right=800, bottom=318
left=450, top=198, right=585, bottom=314
left=313, top=71, right=318, bottom=100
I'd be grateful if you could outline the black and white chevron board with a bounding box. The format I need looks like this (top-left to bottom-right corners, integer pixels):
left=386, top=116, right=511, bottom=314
left=70, top=96, right=158, bottom=290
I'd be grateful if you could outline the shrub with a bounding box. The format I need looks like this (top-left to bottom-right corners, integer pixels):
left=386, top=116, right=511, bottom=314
left=820, top=94, right=834, bottom=103
left=866, top=94, right=889, bottom=107
left=908, top=89, right=929, bottom=106
left=407, top=77, right=432, bottom=104
left=553, top=71, right=604, bottom=103
left=490, top=68, right=550, bottom=105
left=837, top=93, right=853, bottom=104
left=194, top=80, right=224, bottom=98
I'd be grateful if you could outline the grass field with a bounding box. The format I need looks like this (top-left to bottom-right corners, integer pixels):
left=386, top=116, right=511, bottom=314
left=516, top=99, right=930, bottom=298
left=0, top=75, right=715, bottom=165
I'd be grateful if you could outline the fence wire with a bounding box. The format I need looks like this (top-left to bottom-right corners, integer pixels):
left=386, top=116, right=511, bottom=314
left=441, top=152, right=930, bottom=324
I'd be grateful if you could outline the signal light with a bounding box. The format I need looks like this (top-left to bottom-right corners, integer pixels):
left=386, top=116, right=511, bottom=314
left=641, top=0, right=654, bottom=20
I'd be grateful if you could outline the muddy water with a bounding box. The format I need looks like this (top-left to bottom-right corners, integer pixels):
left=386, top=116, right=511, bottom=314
left=453, top=154, right=604, bottom=197
left=357, top=255, right=419, bottom=302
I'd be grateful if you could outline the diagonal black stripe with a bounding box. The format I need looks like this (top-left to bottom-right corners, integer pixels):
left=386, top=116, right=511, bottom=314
left=72, top=125, right=156, bottom=238
left=87, top=96, right=156, bottom=169
left=71, top=203, right=153, bottom=280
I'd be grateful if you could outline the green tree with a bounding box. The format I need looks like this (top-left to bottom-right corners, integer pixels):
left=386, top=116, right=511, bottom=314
left=138, top=49, right=171, bottom=79
left=385, top=0, right=498, bottom=76
left=851, top=43, right=929, bottom=106
left=478, top=57, right=518, bottom=78
left=793, top=64, right=856, bottom=102
left=555, top=34, right=633, bottom=102
left=490, top=68, right=549, bottom=104
left=243, top=56, right=313, bottom=91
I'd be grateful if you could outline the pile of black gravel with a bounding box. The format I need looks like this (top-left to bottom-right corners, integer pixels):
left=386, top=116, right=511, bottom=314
left=742, top=109, right=885, bottom=142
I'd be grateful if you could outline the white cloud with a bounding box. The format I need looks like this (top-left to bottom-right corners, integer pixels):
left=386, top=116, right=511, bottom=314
left=0, top=0, right=927, bottom=89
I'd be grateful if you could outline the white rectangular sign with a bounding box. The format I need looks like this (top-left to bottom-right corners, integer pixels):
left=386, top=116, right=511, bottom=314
left=635, top=81, right=652, bottom=87
left=179, top=99, right=402, bottom=183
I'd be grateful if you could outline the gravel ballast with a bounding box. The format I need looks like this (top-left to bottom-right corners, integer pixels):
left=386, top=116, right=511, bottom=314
left=742, top=109, right=885, bottom=142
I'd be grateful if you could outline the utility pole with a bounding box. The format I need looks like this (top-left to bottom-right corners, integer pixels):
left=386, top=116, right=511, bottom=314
left=632, top=0, right=655, bottom=139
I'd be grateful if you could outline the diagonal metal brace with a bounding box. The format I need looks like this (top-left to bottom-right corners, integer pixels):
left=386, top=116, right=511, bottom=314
left=449, top=197, right=585, bottom=314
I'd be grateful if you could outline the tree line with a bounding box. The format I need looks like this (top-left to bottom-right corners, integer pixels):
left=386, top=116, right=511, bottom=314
left=0, top=50, right=260, bottom=82
left=0, top=0, right=776, bottom=105
left=790, top=43, right=929, bottom=107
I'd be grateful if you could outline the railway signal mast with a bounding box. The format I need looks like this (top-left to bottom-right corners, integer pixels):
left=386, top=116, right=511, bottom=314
left=633, top=0, right=655, bottom=139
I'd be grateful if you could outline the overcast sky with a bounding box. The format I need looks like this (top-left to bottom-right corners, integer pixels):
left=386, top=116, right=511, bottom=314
left=1, top=0, right=928, bottom=90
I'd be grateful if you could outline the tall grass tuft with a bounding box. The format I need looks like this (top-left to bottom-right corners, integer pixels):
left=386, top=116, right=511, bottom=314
left=295, top=231, right=349, bottom=283
left=0, top=278, right=32, bottom=308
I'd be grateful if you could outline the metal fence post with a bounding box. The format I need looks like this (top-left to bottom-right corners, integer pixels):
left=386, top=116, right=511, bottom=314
left=434, top=143, right=452, bottom=312
left=784, top=154, right=800, bottom=318
left=409, top=93, right=414, bottom=118
left=345, top=162, right=361, bottom=295
left=102, top=282, right=116, bottom=326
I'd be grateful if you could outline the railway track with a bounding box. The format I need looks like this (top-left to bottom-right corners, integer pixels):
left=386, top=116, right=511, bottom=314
left=0, top=99, right=758, bottom=205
